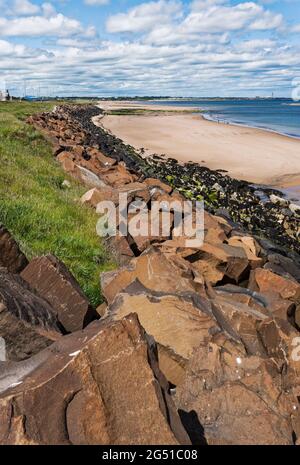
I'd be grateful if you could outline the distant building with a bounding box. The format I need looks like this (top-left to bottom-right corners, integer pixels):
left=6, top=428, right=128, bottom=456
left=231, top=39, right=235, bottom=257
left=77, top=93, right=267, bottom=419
left=0, top=90, right=10, bottom=101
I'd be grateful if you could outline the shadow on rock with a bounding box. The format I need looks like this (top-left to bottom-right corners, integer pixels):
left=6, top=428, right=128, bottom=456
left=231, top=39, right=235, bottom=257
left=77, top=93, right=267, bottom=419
left=178, top=409, right=207, bottom=445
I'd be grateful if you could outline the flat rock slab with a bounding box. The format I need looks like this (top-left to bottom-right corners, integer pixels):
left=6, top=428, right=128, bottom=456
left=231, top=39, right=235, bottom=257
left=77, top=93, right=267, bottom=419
left=0, top=314, right=190, bottom=446
left=249, top=268, right=300, bottom=303
left=21, top=255, right=97, bottom=333
left=175, top=332, right=299, bottom=445
left=0, top=268, right=62, bottom=361
left=105, top=281, right=217, bottom=386
left=101, top=248, right=196, bottom=305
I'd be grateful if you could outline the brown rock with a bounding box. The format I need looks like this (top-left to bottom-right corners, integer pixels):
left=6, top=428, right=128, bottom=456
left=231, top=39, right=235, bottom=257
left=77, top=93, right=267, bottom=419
left=100, top=164, right=137, bottom=187
left=127, top=209, right=174, bottom=254
left=0, top=315, right=190, bottom=445
left=72, top=145, right=85, bottom=158
left=59, top=139, right=77, bottom=149
left=101, top=248, right=195, bottom=305
left=265, top=253, right=300, bottom=283
left=214, top=285, right=270, bottom=314
left=176, top=336, right=298, bottom=445
left=120, top=182, right=151, bottom=203
left=86, top=147, right=116, bottom=168
left=264, top=293, right=296, bottom=322
left=171, top=190, right=186, bottom=202
left=105, top=236, right=134, bottom=266
left=257, top=317, right=299, bottom=362
left=75, top=165, right=108, bottom=189
left=144, top=178, right=173, bottom=194
left=188, top=253, right=225, bottom=285
left=96, top=303, right=107, bottom=317
left=249, top=268, right=300, bottom=303
left=57, top=151, right=73, bottom=163
left=208, top=292, right=268, bottom=356
left=213, top=284, right=296, bottom=325
left=21, top=255, right=97, bottom=333
left=183, top=242, right=250, bottom=284
left=60, top=157, right=76, bottom=174
left=230, top=232, right=261, bottom=254
left=81, top=188, right=113, bottom=208
left=81, top=183, right=150, bottom=211
left=154, top=193, right=185, bottom=214
left=0, top=268, right=62, bottom=361
left=106, top=282, right=217, bottom=385
left=0, top=225, right=28, bottom=273
left=204, top=211, right=229, bottom=244
left=227, top=236, right=263, bottom=268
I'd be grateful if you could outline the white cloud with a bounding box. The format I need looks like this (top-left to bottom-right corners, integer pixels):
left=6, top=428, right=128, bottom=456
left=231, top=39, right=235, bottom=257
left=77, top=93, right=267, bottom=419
left=182, top=2, right=283, bottom=33
left=107, top=0, right=283, bottom=42
left=6, top=0, right=40, bottom=16
left=0, top=0, right=298, bottom=97
left=0, top=14, right=83, bottom=37
left=249, top=9, right=283, bottom=30
left=236, top=39, right=276, bottom=51
left=106, top=0, right=183, bottom=34
left=42, top=3, right=57, bottom=17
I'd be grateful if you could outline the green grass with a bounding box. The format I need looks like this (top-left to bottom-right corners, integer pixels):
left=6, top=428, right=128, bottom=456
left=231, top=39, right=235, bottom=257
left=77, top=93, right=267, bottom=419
left=0, top=101, right=115, bottom=307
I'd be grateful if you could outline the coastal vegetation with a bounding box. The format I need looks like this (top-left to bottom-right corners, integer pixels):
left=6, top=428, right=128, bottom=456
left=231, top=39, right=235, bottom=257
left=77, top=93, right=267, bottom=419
left=0, top=101, right=113, bottom=306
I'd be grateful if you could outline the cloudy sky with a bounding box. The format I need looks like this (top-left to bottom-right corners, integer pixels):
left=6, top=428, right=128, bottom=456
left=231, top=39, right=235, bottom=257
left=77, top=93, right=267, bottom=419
left=0, top=0, right=299, bottom=97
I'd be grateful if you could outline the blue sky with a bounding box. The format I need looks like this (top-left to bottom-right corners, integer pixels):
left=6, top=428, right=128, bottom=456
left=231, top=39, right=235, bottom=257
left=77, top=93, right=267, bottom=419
left=0, top=0, right=299, bottom=97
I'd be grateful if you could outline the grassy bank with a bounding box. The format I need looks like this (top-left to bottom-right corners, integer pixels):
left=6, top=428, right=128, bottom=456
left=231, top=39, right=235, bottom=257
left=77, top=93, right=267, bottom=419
left=0, top=101, right=115, bottom=306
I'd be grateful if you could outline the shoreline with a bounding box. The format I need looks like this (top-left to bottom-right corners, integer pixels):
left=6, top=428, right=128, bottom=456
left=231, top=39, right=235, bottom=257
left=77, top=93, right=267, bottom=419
left=149, top=100, right=300, bottom=141
left=49, top=104, right=300, bottom=255
left=201, top=112, right=300, bottom=142
left=98, top=100, right=300, bottom=190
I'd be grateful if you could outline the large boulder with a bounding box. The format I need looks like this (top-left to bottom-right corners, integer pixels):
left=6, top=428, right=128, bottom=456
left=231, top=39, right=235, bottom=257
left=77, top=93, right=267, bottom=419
left=0, top=225, right=28, bottom=273
left=204, top=211, right=231, bottom=244
left=249, top=268, right=300, bottom=303
left=99, top=163, right=138, bottom=187
left=175, top=333, right=299, bottom=445
left=75, top=165, right=108, bottom=189
left=21, top=255, right=97, bottom=333
left=81, top=187, right=115, bottom=208
left=85, top=147, right=116, bottom=168
left=105, top=236, right=135, bottom=266
left=101, top=247, right=196, bottom=305
left=208, top=291, right=268, bottom=356
left=227, top=236, right=263, bottom=268
left=214, top=284, right=294, bottom=323
left=183, top=242, right=250, bottom=285
left=104, top=280, right=218, bottom=386
left=0, top=268, right=62, bottom=361
left=81, top=182, right=151, bottom=210
left=265, top=253, right=300, bottom=283
left=0, top=314, right=190, bottom=445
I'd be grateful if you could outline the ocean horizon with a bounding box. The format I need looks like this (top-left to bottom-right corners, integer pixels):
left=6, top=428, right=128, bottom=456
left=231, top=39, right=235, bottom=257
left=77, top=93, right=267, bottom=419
left=148, top=98, right=300, bottom=140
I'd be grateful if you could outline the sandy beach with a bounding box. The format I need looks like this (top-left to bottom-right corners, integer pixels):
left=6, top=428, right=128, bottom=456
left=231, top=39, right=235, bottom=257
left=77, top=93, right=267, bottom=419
left=97, top=101, right=300, bottom=187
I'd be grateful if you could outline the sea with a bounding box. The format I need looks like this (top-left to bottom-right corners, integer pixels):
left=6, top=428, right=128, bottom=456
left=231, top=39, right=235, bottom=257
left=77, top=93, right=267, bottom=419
left=146, top=98, right=300, bottom=204
left=149, top=98, right=300, bottom=139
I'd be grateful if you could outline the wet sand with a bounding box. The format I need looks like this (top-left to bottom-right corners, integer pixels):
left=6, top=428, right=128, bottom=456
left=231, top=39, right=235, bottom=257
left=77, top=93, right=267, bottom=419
left=97, top=101, right=300, bottom=188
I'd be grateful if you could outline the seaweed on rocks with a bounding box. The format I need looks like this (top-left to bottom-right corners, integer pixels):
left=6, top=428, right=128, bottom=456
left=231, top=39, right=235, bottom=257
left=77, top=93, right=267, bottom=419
left=38, top=105, right=300, bottom=258
left=66, top=105, right=152, bottom=176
